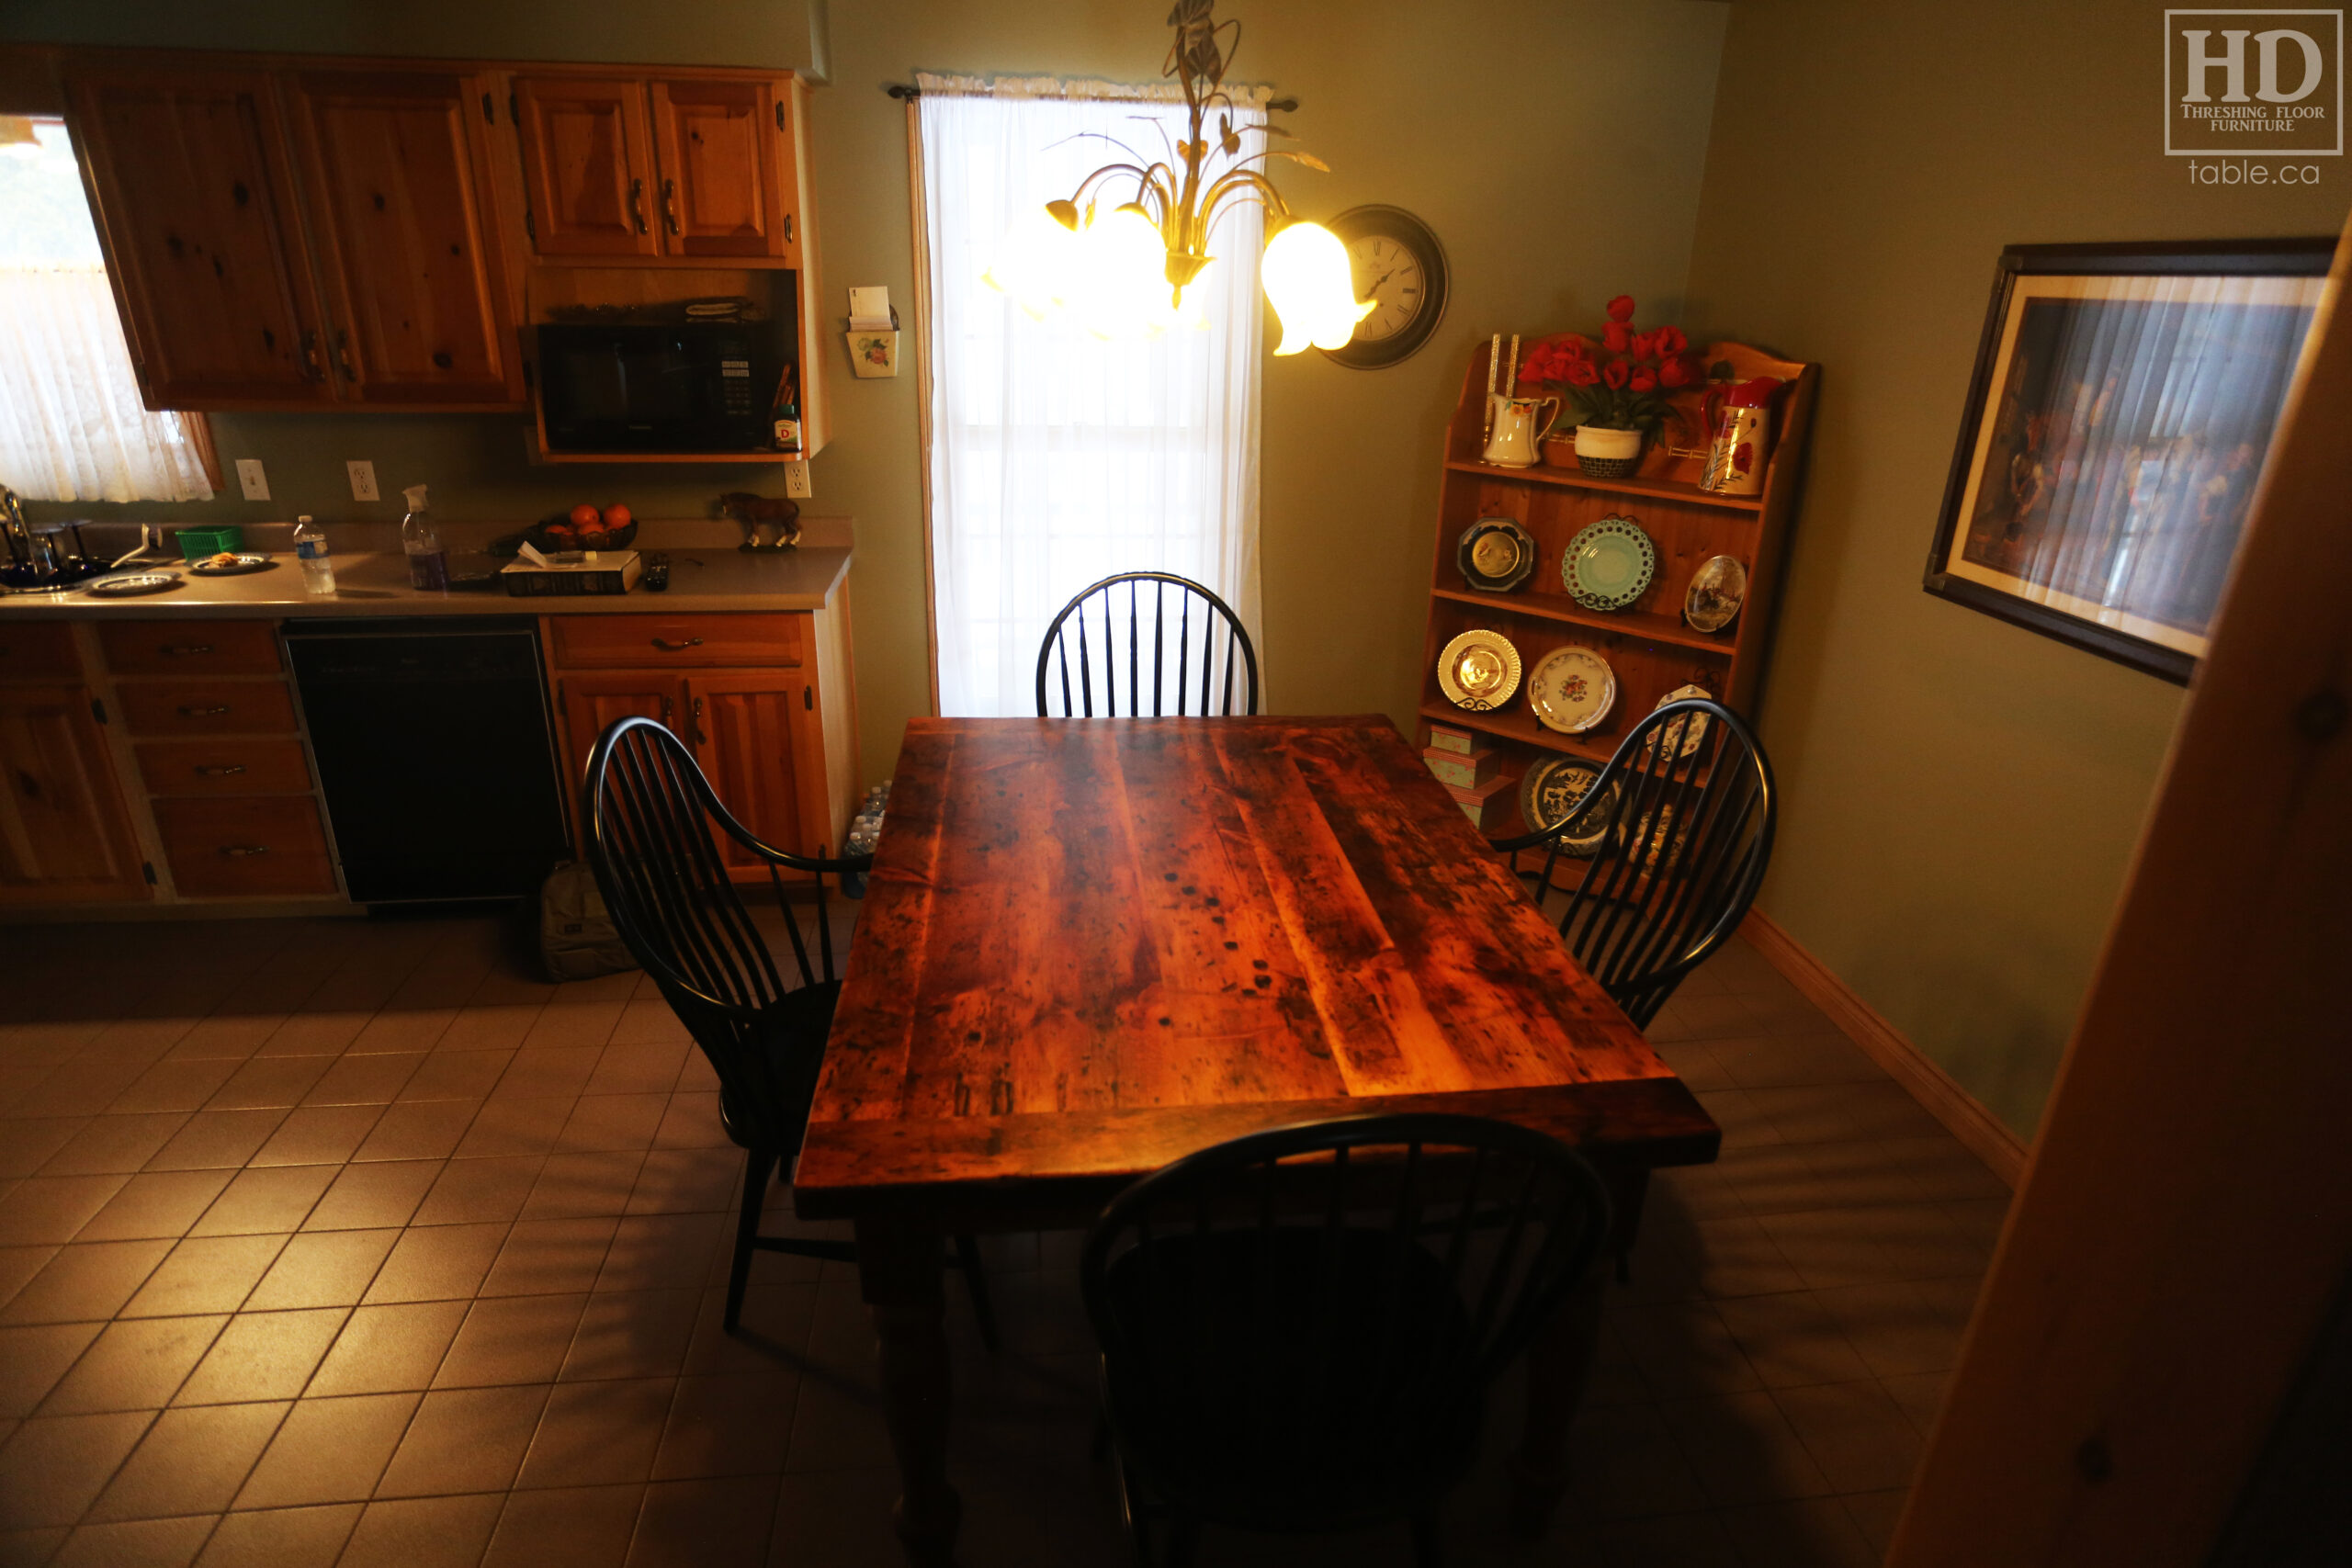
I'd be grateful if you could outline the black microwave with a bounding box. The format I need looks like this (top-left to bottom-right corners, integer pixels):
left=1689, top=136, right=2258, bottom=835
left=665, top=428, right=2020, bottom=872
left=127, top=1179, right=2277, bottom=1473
left=536, top=322, right=782, bottom=454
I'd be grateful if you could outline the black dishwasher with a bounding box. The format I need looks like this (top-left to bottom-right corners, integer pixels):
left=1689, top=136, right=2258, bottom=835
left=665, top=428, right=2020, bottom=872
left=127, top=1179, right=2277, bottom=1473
left=285, top=618, right=570, bottom=905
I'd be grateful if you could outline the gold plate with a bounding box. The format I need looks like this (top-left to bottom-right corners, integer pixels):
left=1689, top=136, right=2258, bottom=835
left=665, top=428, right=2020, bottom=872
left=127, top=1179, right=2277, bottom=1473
left=1436, top=629, right=1522, bottom=711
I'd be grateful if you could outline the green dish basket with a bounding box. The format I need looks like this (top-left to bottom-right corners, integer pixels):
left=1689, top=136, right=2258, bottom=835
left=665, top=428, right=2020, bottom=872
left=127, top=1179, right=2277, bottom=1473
left=176, top=526, right=243, bottom=559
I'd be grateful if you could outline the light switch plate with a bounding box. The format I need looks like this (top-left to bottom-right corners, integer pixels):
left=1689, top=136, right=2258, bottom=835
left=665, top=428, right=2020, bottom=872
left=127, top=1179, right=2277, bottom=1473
left=346, top=460, right=379, bottom=502
left=235, top=459, right=269, bottom=502
left=783, top=460, right=812, bottom=499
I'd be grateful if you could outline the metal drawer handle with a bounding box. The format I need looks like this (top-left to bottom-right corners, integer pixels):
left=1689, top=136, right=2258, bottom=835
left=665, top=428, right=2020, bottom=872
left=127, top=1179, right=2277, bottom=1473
left=178, top=705, right=232, bottom=717
left=662, top=176, right=680, bottom=234
left=628, top=176, right=649, bottom=233
left=161, top=644, right=215, bottom=657
left=784, top=213, right=794, bottom=245
left=692, top=694, right=707, bottom=746
left=300, top=330, right=325, bottom=381
left=334, top=329, right=357, bottom=382
left=652, top=637, right=703, bottom=651
left=194, top=764, right=247, bottom=776
left=220, top=845, right=271, bottom=857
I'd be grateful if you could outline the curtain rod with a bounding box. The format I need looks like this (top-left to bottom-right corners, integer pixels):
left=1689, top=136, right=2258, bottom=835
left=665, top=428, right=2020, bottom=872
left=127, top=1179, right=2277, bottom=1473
left=884, top=81, right=1298, bottom=112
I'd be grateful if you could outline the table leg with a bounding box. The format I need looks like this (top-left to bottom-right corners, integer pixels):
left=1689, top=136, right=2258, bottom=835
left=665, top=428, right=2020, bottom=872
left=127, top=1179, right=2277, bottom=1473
left=856, top=1215, right=960, bottom=1567
left=1510, top=1166, right=1649, bottom=1538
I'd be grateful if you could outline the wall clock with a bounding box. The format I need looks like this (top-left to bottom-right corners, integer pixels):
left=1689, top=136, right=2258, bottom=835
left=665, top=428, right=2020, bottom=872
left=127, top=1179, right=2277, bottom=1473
left=1319, top=205, right=1450, bottom=369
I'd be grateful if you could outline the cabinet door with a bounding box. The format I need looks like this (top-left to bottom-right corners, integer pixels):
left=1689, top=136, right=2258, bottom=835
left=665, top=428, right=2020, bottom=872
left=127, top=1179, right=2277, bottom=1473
left=66, top=62, right=331, bottom=408
left=686, top=672, right=826, bottom=877
left=647, top=78, right=794, bottom=260
left=283, top=69, right=525, bottom=407
left=560, top=671, right=686, bottom=800
left=0, top=685, right=151, bottom=905
left=512, top=76, right=661, bottom=259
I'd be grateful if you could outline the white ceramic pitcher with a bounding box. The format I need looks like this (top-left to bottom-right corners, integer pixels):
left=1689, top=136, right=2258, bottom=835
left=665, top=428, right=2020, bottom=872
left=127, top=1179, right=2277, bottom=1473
left=1483, top=395, right=1562, bottom=468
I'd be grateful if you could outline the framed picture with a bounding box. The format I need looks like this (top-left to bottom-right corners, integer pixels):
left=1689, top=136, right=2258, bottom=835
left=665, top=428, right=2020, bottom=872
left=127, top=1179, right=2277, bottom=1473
left=1924, top=239, right=2335, bottom=682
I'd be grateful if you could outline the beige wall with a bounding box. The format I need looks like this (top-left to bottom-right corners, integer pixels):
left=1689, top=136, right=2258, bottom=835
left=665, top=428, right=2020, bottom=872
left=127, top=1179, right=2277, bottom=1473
left=1682, top=0, right=2347, bottom=1136
left=5, top=0, right=1729, bottom=785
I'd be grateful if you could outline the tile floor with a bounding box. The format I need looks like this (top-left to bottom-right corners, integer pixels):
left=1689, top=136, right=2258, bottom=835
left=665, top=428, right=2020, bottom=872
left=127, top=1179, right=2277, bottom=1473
left=0, top=912, right=2010, bottom=1567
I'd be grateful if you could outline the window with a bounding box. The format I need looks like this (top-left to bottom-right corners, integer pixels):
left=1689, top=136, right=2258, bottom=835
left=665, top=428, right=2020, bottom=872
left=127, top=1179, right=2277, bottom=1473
left=913, top=76, right=1266, bottom=716
left=0, top=117, right=216, bottom=502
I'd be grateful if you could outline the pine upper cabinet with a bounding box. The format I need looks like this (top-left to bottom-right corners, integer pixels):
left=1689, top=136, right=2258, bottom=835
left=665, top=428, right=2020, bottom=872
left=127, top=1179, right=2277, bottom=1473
left=66, top=64, right=331, bottom=408
left=512, top=75, right=662, bottom=259
left=648, top=78, right=797, bottom=262
left=282, top=69, right=525, bottom=407
left=0, top=685, right=151, bottom=906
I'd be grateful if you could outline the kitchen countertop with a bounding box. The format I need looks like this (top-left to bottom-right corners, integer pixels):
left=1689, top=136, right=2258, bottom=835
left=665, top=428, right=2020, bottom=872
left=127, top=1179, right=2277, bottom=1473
left=0, top=545, right=851, bottom=621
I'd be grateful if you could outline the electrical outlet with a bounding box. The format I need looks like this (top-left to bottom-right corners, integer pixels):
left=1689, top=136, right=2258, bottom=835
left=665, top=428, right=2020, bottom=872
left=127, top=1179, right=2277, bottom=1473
left=783, top=459, right=812, bottom=500
left=234, top=459, right=270, bottom=502
left=346, top=460, right=379, bottom=502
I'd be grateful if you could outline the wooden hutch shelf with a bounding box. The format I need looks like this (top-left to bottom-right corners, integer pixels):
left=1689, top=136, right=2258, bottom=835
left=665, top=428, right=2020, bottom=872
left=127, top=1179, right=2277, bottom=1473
left=1418, top=337, right=1817, bottom=836
left=1442, top=458, right=1767, bottom=513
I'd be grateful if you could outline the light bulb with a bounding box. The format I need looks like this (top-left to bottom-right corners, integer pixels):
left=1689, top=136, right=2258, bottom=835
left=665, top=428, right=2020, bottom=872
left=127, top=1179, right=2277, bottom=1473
left=1070, top=205, right=1188, bottom=340
left=982, top=205, right=1082, bottom=320
left=1261, top=221, right=1374, bottom=355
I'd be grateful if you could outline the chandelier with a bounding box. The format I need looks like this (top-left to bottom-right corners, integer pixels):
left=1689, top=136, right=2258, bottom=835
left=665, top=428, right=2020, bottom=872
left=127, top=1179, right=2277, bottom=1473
left=983, top=0, right=1372, bottom=351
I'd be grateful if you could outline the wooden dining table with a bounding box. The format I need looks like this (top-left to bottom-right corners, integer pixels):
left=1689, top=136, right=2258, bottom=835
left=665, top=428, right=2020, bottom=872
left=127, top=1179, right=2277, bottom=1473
left=793, top=715, right=1721, bottom=1565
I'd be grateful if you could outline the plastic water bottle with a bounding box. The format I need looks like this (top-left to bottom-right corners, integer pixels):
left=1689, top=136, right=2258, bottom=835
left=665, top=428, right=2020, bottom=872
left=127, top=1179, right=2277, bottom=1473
left=294, top=514, right=335, bottom=594
left=401, top=484, right=448, bottom=591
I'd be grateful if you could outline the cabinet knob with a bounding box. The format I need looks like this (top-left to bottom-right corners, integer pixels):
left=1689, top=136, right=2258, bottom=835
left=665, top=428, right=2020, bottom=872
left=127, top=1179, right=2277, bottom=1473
left=692, top=694, right=707, bottom=746
left=651, top=637, right=704, bottom=651
left=178, top=705, right=232, bottom=717
left=219, top=845, right=271, bottom=857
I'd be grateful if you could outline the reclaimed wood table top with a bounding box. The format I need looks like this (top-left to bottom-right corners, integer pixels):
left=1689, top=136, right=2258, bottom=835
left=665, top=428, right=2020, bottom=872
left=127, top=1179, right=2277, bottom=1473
left=793, top=716, right=1718, bottom=1221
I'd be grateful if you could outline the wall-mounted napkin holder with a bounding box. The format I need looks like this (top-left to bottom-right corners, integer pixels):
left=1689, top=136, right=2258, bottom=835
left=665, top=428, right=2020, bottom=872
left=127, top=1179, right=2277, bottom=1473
left=844, top=287, right=899, bottom=378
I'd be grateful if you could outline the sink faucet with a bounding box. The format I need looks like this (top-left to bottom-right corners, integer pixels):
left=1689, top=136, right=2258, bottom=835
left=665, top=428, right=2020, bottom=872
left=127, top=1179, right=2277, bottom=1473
left=0, top=485, right=30, bottom=571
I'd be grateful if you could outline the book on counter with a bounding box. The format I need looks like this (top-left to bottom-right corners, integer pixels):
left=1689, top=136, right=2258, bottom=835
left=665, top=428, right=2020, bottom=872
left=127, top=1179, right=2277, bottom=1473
left=500, top=548, right=643, bottom=596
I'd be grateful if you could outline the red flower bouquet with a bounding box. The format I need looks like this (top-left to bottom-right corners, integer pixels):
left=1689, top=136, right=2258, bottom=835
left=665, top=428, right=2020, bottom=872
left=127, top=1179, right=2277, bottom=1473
left=1517, top=295, right=1702, bottom=442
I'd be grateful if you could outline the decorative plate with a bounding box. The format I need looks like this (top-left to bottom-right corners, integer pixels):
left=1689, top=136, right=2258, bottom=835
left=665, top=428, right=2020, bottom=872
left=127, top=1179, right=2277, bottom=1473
left=1562, top=515, right=1657, bottom=612
left=189, top=554, right=277, bottom=576
left=1526, top=646, right=1616, bottom=734
left=1519, top=756, right=1620, bottom=856
left=1455, top=518, right=1536, bottom=593
left=1650, top=683, right=1713, bottom=758
left=81, top=571, right=184, bottom=598
left=1684, top=554, right=1748, bottom=632
left=1436, top=629, right=1522, bottom=711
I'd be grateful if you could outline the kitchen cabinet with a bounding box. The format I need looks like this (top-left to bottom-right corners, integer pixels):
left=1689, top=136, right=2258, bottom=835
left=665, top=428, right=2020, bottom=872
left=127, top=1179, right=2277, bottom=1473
left=516, top=72, right=801, bottom=264
left=547, top=610, right=854, bottom=886
left=510, top=75, right=661, bottom=260
left=65, top=56, right=524, bottom=412
left=66, top=63, right=332, bottom=407
left=283, top=68, right=526, bottom=405
left=153, top=796, right=336, bottom=897
left=0, top=683, right=151, bottom=906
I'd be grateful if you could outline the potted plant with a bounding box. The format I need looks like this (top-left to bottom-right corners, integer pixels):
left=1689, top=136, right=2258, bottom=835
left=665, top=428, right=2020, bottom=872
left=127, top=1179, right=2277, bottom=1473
left=1519, top=296, right=1701, bottom=478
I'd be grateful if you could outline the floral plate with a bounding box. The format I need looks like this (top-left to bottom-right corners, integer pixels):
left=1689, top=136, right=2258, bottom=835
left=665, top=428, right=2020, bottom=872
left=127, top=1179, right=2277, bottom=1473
left=1562, top=515, right=1657, bottom=612
left=1649, top=682, right=1713, bottom=758
left=1526, top=646, right=1616, bottom=734
left=1436, top=629, right=1522, bottom=711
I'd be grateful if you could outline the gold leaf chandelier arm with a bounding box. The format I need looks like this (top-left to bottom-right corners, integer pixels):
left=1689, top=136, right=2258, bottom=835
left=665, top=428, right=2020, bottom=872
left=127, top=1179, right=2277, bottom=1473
left=1201, top=165, right=1293, bottom=221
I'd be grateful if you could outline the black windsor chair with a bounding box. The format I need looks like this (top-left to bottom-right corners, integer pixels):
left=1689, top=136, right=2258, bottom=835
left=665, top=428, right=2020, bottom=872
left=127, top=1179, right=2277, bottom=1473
left=582, top=716, right=996, bottom=1343
left=1490, top=696, right=1777, bottom=1031
left=1035, top=571, right=1261, bottom=717
left=1080, top=1112, right=1612, bottom=1567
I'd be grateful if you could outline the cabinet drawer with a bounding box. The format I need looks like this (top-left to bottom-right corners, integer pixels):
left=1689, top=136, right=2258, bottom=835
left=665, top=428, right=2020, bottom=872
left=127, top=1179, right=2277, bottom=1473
left=100, top=620, right=283, bottom=676
left=549, top=613, right=803, bottom=669
left=154, top=796, right=337, bottom=897
left=118, top=680, right=298, bottom=737
left=0, top=624, right=84, bottom=680
left=137, top=738, right=314, bottom=797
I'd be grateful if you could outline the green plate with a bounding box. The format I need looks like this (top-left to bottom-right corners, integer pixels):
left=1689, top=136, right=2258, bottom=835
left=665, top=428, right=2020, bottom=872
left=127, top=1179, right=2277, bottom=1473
left=1563, top=515, right=1657, bottom=612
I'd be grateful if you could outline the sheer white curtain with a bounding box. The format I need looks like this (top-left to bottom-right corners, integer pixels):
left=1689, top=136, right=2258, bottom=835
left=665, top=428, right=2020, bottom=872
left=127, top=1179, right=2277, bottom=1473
left=0, top=119, right=215, bottom=503
left=915, top=74, right=1264, bottom=716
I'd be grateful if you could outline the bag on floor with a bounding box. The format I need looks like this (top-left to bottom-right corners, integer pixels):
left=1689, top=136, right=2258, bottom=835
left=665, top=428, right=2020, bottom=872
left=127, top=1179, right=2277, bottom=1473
left=537, top=861, right=637, bottom=981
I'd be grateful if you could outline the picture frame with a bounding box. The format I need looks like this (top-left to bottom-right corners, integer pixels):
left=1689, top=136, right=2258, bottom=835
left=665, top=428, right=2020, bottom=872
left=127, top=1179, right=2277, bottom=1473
left=1923, top=238, right=2335, bottom=683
